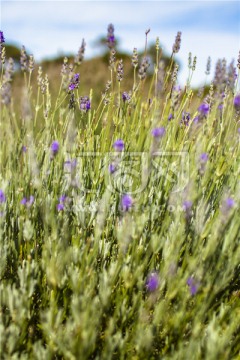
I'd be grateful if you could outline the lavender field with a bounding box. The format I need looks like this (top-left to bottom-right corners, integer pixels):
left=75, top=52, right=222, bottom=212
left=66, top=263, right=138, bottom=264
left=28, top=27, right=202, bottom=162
left=0, top=25, right=240, bottom=359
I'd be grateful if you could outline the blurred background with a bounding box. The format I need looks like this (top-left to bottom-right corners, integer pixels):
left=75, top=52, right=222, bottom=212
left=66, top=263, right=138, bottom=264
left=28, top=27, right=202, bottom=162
left=1, top=0, right=240, bottom=87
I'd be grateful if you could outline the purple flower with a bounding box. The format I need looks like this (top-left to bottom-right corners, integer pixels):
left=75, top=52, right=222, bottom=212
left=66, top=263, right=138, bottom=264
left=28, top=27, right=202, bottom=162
left=68, top=83, right=76, bottom=91
left=198, top=103, right=210, bottom=115
left=57, top=203, right=64, bottom=211
left=0, top=189, right=6, bottom=203
left=121, top=194, right=133, bottom=211
left=21, top=197, right=27, bottom=206
left=21, top=196, right=34, bottom=207
left=79, top=96, right=91, bottom=112
left=64, top=159, right=77, bottom=172
left=187, top=277, right=199, bottom=296
left=234, top=94, right=240, bottom=110
left=182, top=112, right=191, bottom=126
left=200, top=153, right=208, bottom=163
left=221, top=197, right=235, bottom=216
left=51, top=141, right=59, bottom=155
left=173, top=85, right=181, bottom=92
left=113, top=139, right=124, bottom=152
left=122, top=92, right=131, bottom=102
left=168, top=113, right=173, bottom=121
left=107, top=24, right=115, bottom=49
left=151, top=127, right=165, bottom=138
left=172, top=31, right=182, bottom=54
left=182, top=200, right=192, bottom=211
left=146, top=272, right=159, bottom=292
left=108, top=35, right=115, bottom=44
left=0, top=31, right=5, bottom=44
left=68, top=73, right=80, bottom=91
left=73, top=73, right=80, bottom=83
left=193, top=116, right=199, bottom=124
left=238, top=128, right=240, bottom=135
left=225, top=197, right=235, bottom=209
left=57, top=195, right=67, bottom=211
left=29, top=196, right=35, bottom=206
left=59, top=195, right=67, bottom=203
left=108, top=163, right=116, bottom=174
left=22, top=145, right=27, bottom=153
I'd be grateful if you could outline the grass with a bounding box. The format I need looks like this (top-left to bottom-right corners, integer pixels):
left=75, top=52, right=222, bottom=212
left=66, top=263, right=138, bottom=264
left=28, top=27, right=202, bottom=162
left=0, top=30, right=240, bottom=359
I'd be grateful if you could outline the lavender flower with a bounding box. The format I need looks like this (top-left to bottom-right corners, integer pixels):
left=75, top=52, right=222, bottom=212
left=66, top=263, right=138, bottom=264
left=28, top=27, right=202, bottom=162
left=20, top=46, right=28, bottom=72
left=138, top=57, right=150, bottom=80
left=21, top=196, right=34, bottom=207
left=200, top=153, right=208, bottom=163
left=79, top=96, right=91, bottom=112
left=113, top=139, right=124, bottom=152
left=182, top=200, right=192, bottom=212
left=68, top=83, right=76, bottom=91
left=173, top=85, right=181, bottom=92
left=57, top=203, right=64, bottom=211
left=109, top=49, right=116, bottom=69
left=29, top=54, right=34, bottom=73
left=64, top=159, right=77, bottom=172
left=122, top=92, right=131, bottom=102
left=75, top=39, right=86, bottom=65
left=51, top=141, right=59, bottom=156
left=168, top=113, right=173, bottom=121
left=1, top=58, right=14, bottom=105
left=0, top=31, right=5, bottom=43
left=68, top=73, right=80, bottom=91
left=57, top=195, right=67, bottom=211
left=29, top=196, right=35, bottom=206
left=0, top=31, right=5, bottom=62
left=108, top=163, right=116, bottom=174
left=187, top=277, right=200, bottom=296
left=117, top=59, right=124, bottom=82
left=198, top=103, right=210, bottom=115
left=131, top=48, right=138, bottom=68
left=199, top=153, right=208, bottom=174
left=151, top=127, right=165, bottom=138
left=121, top=194, right=133, bottom=211
left=182, top=112, right=191, bottom=126
left=238, top=127, right=240, bottom=135
left=107, top=24, right=115, bottom=49
left=227, top=60, right=237, bottom=90
left=146, top=272, right=159, bottom=292
left=171, top=64, right=179, bottom=83
left=69, top=93, right=75, bottom=109
left=22, top=146, right=27, bottom=153
left=0, top=189, right=6, bottom=203
left=21, top=198, right=27, bottom=206
left=59, top=195, right=67, bottom=203
left=234, top=94, right=240, bottom=111
left=172, top=31, right=182, bottom=54
left=205, top=56, right=211, bottom=76
left=73, top=73, right=79, bottom=83
left=225, top=197, right=235, bottom=209
left=221, top=197, right=235, bottom=217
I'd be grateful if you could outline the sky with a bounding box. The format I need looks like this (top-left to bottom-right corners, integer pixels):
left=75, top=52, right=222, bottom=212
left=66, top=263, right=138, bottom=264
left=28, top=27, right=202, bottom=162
left=1, top=0, right=240, bottom=86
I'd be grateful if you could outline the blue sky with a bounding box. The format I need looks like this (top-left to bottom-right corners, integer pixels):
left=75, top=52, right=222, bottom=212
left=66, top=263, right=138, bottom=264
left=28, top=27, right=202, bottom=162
left=1, top=1, right=240, bottom=86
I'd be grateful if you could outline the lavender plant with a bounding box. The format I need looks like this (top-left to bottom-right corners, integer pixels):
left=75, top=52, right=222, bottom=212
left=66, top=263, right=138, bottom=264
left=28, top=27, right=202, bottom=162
left=0, top=27, right=240, bottom=360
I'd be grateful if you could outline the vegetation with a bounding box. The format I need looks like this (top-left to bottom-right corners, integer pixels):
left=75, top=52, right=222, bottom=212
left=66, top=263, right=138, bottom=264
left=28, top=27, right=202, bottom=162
left=0, top=27, right=240, bottom=359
